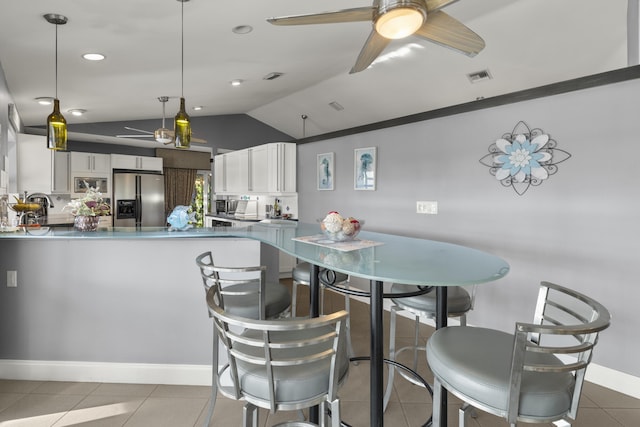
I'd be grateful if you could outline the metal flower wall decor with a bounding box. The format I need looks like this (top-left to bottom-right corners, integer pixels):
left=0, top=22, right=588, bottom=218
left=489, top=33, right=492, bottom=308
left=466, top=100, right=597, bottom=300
left=479, top=121, right=571, bottom=195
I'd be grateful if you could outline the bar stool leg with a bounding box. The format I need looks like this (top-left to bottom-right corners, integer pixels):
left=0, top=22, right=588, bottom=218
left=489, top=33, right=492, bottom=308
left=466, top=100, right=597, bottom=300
left=291, top=280, right=299, bottom=317
left=203, top=327, right=218, bottom=427
left=383, top=305, right=400, bottom=410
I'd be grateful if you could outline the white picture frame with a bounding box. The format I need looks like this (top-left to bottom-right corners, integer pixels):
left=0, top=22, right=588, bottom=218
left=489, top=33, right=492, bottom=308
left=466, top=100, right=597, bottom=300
left=354, top=147, right=376, bottom=190
left=317, top=152, right=334, bottom=190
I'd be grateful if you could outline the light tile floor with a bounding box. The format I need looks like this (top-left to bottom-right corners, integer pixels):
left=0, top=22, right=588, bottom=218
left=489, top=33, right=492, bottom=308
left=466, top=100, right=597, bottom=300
left=0, top=282, right=638, bottom=426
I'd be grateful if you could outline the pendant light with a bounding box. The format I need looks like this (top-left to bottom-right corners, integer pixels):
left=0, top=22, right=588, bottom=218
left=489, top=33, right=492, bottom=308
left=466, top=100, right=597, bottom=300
left=174, top=0, right=191, bottom=149
left=44, top=13, right=68, bottom=150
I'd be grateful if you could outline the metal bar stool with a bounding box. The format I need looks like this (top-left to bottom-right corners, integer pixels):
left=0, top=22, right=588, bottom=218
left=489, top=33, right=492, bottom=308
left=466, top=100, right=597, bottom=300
left=383, top=283, right=475, bottom=411
left=207, top=283, right=350, bottom=427
left=196, top=251, right=292, bottom=427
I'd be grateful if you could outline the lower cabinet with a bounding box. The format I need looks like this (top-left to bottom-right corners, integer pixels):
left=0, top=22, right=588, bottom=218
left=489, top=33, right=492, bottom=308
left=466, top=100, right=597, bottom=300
left=279, top=252, right=296, bottom=278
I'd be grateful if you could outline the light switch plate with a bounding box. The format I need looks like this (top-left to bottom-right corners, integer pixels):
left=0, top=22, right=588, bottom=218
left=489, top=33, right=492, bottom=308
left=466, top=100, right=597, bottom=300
left=417, top=201, right=438, bottom=214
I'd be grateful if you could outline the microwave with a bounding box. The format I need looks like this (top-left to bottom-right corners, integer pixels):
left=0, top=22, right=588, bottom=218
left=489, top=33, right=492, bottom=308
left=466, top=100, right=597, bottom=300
left=73, top=176, right=110, bottom=196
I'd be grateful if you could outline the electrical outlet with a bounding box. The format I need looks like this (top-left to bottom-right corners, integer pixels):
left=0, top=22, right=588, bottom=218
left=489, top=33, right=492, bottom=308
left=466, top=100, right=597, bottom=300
left=7, top=270, right=17, bottom=287
left=416, top=201, right=438, bottom=215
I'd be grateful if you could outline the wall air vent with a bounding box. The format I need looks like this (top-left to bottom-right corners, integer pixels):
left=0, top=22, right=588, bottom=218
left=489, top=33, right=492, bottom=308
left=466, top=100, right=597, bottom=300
left=467, top=69, right=492, bottom=84
left=263, top=72, right=284, bottom=81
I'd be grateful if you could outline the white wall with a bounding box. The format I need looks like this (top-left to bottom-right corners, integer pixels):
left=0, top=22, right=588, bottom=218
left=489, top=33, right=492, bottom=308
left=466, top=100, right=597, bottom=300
left=297, top=78, right=640, bottom=382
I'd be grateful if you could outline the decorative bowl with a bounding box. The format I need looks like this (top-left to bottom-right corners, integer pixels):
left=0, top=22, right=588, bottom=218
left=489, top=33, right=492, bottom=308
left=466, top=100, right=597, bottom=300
left=318, top=217, right=364, bottom=242
left=9, top=202, right=41, bottom=213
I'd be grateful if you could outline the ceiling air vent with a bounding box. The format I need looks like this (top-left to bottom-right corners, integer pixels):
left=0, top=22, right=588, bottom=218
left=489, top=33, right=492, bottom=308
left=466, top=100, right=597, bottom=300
left=263, top=72, right=284, bottom=81
left=467, top=69, right=492, bottom=84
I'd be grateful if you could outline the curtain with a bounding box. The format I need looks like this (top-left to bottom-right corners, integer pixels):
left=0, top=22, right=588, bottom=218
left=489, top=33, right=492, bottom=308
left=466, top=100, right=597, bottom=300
left=164, top=167, right=196, bottom=215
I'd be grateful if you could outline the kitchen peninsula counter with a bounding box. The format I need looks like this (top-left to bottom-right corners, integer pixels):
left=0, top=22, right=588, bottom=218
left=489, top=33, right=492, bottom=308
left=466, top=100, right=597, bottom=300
left=0, top=226, right=273, bottom=386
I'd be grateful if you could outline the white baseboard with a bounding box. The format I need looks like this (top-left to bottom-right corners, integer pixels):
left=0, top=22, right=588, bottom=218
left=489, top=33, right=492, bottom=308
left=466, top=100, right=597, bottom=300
left=2, top=356, right=638, bottom=400
left=0, top=359, right=212, bottom=386
left=1, top=295, right=638, bottom=401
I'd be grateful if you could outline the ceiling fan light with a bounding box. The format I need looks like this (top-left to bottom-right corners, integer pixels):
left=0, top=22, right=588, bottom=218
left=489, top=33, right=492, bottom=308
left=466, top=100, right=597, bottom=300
left=154, top=128, right=172, bottom=144
left=375, top=8, right=425, bottom=39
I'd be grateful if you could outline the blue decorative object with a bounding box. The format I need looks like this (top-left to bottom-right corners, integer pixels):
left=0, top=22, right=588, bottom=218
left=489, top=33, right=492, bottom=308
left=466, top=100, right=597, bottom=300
left=167, top=205, right=196, bottom=231
left=479, top=121, right=571, bottom=195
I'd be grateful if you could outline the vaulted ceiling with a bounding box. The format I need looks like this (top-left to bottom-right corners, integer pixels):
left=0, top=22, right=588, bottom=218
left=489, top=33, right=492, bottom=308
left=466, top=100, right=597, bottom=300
left=0, top=1, right=631, bottom=140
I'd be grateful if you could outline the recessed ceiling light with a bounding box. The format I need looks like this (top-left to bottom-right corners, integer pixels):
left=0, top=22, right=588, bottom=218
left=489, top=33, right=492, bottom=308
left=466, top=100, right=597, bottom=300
left=329, top=101, right=344, bottom=111
left=230, top=79, right=243, bottom=86
left=232, top=25, right=253, bottom=34
left=82, top=53, right=105, bottom=61
left=192, top=106, right=203, bottom=111
left=67, top=109, right=87, bottom=116
left=35, top=97, right=54, bottom=105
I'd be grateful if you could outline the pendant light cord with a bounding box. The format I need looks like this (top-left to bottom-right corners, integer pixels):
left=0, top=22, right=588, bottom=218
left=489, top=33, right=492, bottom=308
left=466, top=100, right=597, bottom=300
left=55, top=23, right=58, bottom=99
left=181, top=0, right=184, bottom=98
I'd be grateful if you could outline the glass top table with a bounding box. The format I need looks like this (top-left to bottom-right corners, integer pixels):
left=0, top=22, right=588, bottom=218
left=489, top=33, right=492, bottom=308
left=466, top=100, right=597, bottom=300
left=242, top=222, right=510, bottom=427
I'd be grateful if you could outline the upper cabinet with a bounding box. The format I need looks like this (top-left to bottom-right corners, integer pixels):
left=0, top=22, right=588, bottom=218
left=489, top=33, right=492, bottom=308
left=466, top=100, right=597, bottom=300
left=70, top=152, right=111, bottom=175
left=214, top=142, right=296, bottom=195
left=266, top=142, right=296, bottom=194
left=111, top=154, right=163, bottom=172
left=16, top=133, right=69, bottom=194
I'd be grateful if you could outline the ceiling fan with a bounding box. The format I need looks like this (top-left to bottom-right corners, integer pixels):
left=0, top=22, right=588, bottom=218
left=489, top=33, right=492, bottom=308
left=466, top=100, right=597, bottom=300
left=116, top=96, right=206, bottom=144
left=267, top=0, right=485, bottom=73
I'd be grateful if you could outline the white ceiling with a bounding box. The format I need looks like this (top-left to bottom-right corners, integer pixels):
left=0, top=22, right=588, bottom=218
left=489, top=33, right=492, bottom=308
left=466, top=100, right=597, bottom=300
left=0, top=0, right=631, bottom=140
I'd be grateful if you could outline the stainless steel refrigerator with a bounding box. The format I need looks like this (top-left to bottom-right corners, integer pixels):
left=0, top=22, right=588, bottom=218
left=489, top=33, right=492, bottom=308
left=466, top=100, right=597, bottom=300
left=113, top=170, right=165, bottom=227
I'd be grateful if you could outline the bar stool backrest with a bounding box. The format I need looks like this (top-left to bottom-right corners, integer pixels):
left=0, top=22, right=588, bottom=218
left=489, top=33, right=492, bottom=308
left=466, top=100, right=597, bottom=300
left=207, top=284, right=349, bottom=415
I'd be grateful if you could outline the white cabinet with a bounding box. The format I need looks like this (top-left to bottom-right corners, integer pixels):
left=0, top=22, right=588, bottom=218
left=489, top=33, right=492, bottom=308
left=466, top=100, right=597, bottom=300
left=52, top=151, right=70, bottom=193
left=224, top=150, right=248, bottom=194
left=214, top=142, right=296, bottom=195
left=266, top=142, right=296, bottom=194
left=279, top=252, right=296, bottom=278
left=111, top=154, right=163, bottom=172
left=16, top=133, right=69, bottom=194
left=248, top=144, right=269, bottom=193
left=70, top=152, right=111, bottom=175
left=213, top=155, right=225, bottom=193
left=214, top=150, right=248, bottom=194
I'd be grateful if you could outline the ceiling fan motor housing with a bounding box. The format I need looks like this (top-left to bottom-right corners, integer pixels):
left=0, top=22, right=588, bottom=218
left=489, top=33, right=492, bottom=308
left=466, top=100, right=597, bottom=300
left=154, top=128, right=172, bottom=144
left=375, top=0, right=427, bottom=39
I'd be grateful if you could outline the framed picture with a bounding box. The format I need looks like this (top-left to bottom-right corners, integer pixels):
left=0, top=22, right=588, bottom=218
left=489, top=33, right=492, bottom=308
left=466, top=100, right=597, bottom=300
left=354, top=147, right=376, bottom=190
left=317, top=152, right=334, bottom=190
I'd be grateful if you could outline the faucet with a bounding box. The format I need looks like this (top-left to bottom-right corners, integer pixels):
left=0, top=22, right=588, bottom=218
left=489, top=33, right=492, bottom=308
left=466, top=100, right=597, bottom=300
left=26, top=193, right=55, bottom=208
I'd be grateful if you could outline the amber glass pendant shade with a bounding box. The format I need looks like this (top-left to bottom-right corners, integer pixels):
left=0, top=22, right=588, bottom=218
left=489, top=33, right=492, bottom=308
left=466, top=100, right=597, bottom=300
left=174, top=97, right=191, bottom=149
left=47, top=98, right=67, bottom=150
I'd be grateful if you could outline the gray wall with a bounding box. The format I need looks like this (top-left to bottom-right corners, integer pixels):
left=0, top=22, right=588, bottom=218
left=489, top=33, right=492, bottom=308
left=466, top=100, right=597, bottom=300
left=297, top=78, right=640, bottom=378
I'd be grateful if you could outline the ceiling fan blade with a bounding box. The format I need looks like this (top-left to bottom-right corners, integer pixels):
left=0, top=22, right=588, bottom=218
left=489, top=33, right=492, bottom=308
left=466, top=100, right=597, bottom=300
left=124, top=126, right=154, bottom=135
left=350, top=29, right=392, bottom=74
left=425, top=0, right=460, bottom=12
left=116, top=134, right=154, bottom=138
left=268, top=7, right=374, bottom=26
left=413, top=10, right=485, bottom=57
